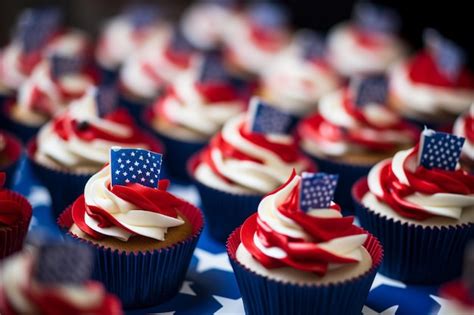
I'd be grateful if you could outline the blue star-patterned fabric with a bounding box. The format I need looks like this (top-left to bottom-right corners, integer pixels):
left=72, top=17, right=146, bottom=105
left=50, top=54, right=83, bottom=79
left=299, top=172, right=339, bottom=211
left=94, top=85, right=117, bottom=117
left=354, top=2, right=400, bottom=34
left=110, top=148, right=163, bottom=188
left=424, top=29, right=466, bottom=81
left=248, top=2, right=288, bottom=29
left=419, top=129, right=465, bottom=171
left=16, top=7, right=61, bottom=53
left=296, top=29, right=326, bottom=61
left=249, top=98, right=294, bottom=135
left=35, top=242, right=93, bottom=285
left=354, top=75, right=388, bottom=106
left=125, top=4, right=159, bottom=29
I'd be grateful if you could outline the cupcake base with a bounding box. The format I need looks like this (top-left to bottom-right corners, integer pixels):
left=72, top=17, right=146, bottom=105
left=227, top=227, right=383, bottom=315
left=352, top=178, right=474, bottom=284
left=2, top=100, right=40, bottom=143
left=58, top=199, right=204, bottom=309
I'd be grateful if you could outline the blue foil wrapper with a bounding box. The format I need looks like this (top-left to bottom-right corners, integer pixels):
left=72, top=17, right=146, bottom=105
left=227, top=227, right=383, bottom=315
left=352, top=178, right=474, bottom=284
left=58, top=200, right=204, bottom=309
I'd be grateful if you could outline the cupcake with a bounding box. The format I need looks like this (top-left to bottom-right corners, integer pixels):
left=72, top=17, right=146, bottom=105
left=260, top=29, right=341, bottom=116
left=0, top=172, right=32, bottom=260
left=453, top=104, right=474, bottom=172
left=147, top=52, right=247, bottom=181
left=95, top=4, right=168, bottom=82
left=327, top=2, right=405, bottom=77
left=389, top=29, right=474, bottom=128
left=0, top=236, right=123, bottom=314
left=223, top=2, right=291, bottom=77
left=27, top=87, right=163, bottom=218
left=3, top=56, right=96, bottom=143
left=58, top=147, right=204, bottom=308
left=189, top=97, right=315, bottom=242
left=227, top=171, right=383, bottom=315
left=352, top=129, right=474, bottom=284
left=0, top=131, right=22, bottom=188
left=118, top=28, right=197, bottom=122
left=298, top=75, right=419, bottom=210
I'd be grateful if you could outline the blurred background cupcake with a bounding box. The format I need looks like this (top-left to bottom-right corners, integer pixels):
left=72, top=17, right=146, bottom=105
left=0, top=131, right=22, bottom=188
left=453, top=104, right=474, bottom=172
left=298, top=75, right=419, bottom=210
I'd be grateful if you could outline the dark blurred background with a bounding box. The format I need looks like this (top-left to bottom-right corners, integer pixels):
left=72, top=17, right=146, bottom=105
left=1, top=1, right=471, bottom=64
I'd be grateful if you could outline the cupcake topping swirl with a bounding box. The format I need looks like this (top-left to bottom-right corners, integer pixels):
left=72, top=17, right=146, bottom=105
left=240, top=171, right=367, bottom=276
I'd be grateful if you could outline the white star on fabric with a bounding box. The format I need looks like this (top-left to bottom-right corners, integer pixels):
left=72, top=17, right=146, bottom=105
left=179, top=281, right=196, bottom=296
left=370, top=274, right=407, bottom=290
left=362, top=305, right=399, bottom=315
left=213, top=296, right=245, bottom=315
left=27, top=186, right=51, bottom=208
left=194, top=248, right=233, bottom=273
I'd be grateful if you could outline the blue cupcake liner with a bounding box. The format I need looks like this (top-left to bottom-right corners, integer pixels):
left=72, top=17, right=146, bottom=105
left=26, top=141, right=92, bottom=219
left=352, top=178, right=474, bottom=284
left=118, top=93, right=152, bottom=125
left=227, top=227, right=383, bottom=315
left=58, top=200, right=204, bottom=309
left=1, top=101, right=40, bottom=143
left=305, top=152, right=372, bottom=213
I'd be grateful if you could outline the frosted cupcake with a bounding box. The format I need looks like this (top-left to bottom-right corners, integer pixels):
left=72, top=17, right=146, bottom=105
left=389, top=29, right=474, bottom=127
left=189, top=98, right=315, bottom=241
left=453, top=104, right=474, bottom=172
left=27, top=87, right=163, bottom=218
left=327, top=2, right=405, bottom=77
left=298, top=76, right=419, bottom=210
left=353, top=129, right=474, bottom=283
left=227, top=171, right=382, bottom=315
left=260, top=29, right=341, bottom=116
left=0, top=131, right=22, bottom=188
left=95, top=4, right=168, bottom=81
left=0, top=238, right=122, bottom=314
left=58, top=147, right=204, bottom=308
left=148, top=52, right=247, bottom=180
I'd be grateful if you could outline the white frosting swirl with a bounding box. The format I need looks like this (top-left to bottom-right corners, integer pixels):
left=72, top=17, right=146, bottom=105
left=328, top=23, right=405, bottom=76
left=82, top=165, right=184, bottom=241
left=453, top=105, right=474, bottom=160
left=45, top=30, right=89, bottom=58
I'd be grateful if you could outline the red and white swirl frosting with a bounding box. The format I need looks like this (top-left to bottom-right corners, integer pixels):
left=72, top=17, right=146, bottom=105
left=328, top=23, right=405, bottom=77
left=120, top=33, right=197, bottom=100
left=364, top=146, right=474, bottom=221
left=0, top=172, right=29, bottom=228
left=390, top=51, right=474, bottom=117
left=453, top=104, right=474, bottom=161
left=237, top=171, right=367, bottom=276
left=152, top=71, right=246, bottom=141
left=35, top=89, right=156, bottom=170
left=261, top=43, right=341, bottom=116
left=194, top=114, right=314, bottom=194
left=299, top=88, right=419, bottom=158
left=71, top=165, right=185, bottom=241
left=0, top=252, right=122, bottom=315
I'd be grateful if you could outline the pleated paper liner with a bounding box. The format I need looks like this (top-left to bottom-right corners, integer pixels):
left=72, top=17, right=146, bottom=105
left=0, top=190, right=33, bottom=260
left=226, top=226, right=383, bottom=315
left=0, top=131, right=22, bottom=189
left=2, top=99, right=41, bottom=143
left=352, top=178, right=474, bottom=284
left=57, top=199, right=204, bottom=309
left=187, top=153, right=262, bottom=243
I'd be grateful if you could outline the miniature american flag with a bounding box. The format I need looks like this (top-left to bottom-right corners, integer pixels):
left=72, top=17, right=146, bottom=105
left=424, top=29, right=465, bottom=81
left=94, top=85, right=117, bottom=117
left=354, top=75, right=388, bottom=106
left=50, top=54, right=83, bottom=79
left=299, top=172, right=339, bottom=211
left=419, top=129, right=465, bottom=171
left=16, top=7, right=61, bottom=53
left=296, top=29, right=326, bottom=61
left=35, top=242, right=93, bottom=285
left=248, top=3, right=287, bottom=29
left=110, top=148, right=163, bottom=188
left=126, top=4, right=158, bottom=29
left=198, top=51, right=229, bottom=83
left=354, top=2, right=400, bottom=34
left=248, top=97, right=294, bottom=135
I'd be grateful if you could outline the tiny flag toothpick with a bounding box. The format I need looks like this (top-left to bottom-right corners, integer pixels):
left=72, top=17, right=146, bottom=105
left=94, top=85, right=117, bottom=118
left=248, top=3, right=287, bottom=29
left=248, top=97, right=294, bottom=135
left=354, top=2, right=400, bottom=34
left=299, top=172, right=339, bottom=211
left=353, top=75, right=388, bottom=106
left=110, top=148, right=163, bottom=188
left=50, top=54, right=84, bottom=79
left=296, top=29, right=326, bottom=61
left=198, top=51, right=229, bottom=84
left=125, top=4, right=159, bottom=29
left=16, top=7, right=61, bottom=53
left=418, top=129, right=465, bottom=171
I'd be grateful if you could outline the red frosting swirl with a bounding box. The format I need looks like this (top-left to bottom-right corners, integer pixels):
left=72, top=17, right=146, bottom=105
left=0, top=173, right=27, bottom=226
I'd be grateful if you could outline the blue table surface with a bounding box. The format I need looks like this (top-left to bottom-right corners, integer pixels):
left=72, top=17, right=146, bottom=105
left=6, top=156, right=453, bottom=315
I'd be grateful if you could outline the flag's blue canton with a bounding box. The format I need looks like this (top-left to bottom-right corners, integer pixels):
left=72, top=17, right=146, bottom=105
left=354, top=2, right=400, bottom=34
left=248, top=3, right=287, bottom=29
left=16, top=7, right=61, bottom=53
left=424, top=29, right=465, bottom=81
left=95, top=85, right=117, bottom=117
left=111, top=148, right=163, bottom=188
left=354, top=75, right=388, bottom=106
left=126, top=4, right=158, bottom=29
left=296, top=30, right=326, bottom=61
left=198, top=51, right=229, bottom=83
left=299, top=172, right=338, bottom=211
left=249, top=98, right=293, bottom=135
left=419, top=130, right=465, bottom=171
left=50, top=54, right=83, bottom=78
left=35, top=243, right=93, bottom=285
